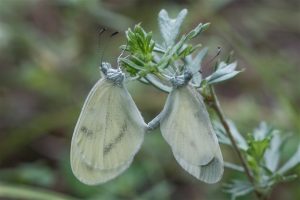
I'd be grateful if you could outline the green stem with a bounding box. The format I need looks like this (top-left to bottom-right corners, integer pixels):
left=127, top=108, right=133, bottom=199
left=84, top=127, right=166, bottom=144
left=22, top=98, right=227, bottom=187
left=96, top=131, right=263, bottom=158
left=209, top=86, right=266, bottom=200
left=0, top=184, right=77, bottom=200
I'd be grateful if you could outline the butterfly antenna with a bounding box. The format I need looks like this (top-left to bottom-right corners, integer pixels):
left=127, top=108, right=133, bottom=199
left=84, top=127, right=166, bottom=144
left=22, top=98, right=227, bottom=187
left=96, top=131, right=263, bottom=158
left=200, top=46, right=221, bottom=73
left=117, top=41, right=127, bottom=69
left=98, top=27, right=107, bottom=67
left=101, top=31, right=119, bottom=69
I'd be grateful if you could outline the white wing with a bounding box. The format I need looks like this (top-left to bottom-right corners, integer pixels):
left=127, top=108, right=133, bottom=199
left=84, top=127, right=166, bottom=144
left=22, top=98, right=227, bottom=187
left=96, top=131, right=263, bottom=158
left=71, top=143, right=133, bottom=185
left=70, top=78, right=146, bottom=185
left=160, top=85, right=223, bottom=183
left=174, top=149, right=223, bottom=184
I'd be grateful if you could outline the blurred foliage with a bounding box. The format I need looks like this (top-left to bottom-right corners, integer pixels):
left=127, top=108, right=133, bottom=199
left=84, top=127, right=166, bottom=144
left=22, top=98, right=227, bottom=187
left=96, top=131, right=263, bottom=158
left=0, top=0, right=299, bottom=200
left=217, top=122, right=300, bottom=199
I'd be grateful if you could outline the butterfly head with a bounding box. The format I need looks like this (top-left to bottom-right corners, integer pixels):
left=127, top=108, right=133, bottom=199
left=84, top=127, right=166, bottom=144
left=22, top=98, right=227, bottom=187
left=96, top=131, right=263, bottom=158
left=100, top=62, right=125, bottom=85
left=170, top=70, right=193, bottom=88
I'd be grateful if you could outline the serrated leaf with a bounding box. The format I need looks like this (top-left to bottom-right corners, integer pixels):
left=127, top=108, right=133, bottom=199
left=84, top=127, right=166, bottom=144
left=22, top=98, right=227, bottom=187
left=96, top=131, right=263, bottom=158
left=158, top=9, right=187, bottom=47
left=278, top=145, right=300, bottom=175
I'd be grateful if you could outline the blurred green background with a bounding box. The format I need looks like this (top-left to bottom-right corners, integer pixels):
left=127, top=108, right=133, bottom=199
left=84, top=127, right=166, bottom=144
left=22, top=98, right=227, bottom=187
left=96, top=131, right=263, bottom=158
left=0, top=0, right=299, bottom=199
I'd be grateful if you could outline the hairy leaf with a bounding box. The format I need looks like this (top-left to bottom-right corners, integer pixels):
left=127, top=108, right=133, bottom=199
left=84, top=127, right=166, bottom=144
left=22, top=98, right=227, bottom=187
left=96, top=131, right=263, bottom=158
left=158, top=9, right=187, bottom=47
left=206, top=62, right=241, bottom=84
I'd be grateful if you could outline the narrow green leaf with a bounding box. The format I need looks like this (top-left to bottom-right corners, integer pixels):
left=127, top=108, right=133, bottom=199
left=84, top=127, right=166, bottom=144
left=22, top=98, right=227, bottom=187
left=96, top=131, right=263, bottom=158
left=206, top=62, right=241, bottom=84
left=213, top=120, right=247, bottom=150
left=224, top=180, right=254, bottom=200
left=224, top=162, right=245, bottom=172
left=253, top=122, right=274, bottom=140
left=120, top=58, right=144, bottom=71
left=264, top=131, right=282, bottom=172
left=0, top=184, right=77, bottom=200
left=187, top=47, right=207, bottom=74
left=186, top=23, right=210, bottom=40
left=247, top=135, right=271, bottom=162
left=278, top=145, right=300, bottom=175
left=186, top=47, right=207, bottom=86
left=145, top=74, right=171, bottom=93
left=227, top=120, right=248, bottom=150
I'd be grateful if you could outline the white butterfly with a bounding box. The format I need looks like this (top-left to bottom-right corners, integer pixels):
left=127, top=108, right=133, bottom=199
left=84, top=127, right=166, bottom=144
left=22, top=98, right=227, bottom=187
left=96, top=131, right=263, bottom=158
left=149, top=71, right=224, bottom=184
left=70, top=62, right=146, bottom=185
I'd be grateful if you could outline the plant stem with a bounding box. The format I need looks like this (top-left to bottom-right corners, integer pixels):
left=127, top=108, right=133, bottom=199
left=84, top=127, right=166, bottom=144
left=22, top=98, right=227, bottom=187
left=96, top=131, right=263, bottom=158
left=0, top=184, right=77, bottom=200
left=209, top=86, right=266, bottom=200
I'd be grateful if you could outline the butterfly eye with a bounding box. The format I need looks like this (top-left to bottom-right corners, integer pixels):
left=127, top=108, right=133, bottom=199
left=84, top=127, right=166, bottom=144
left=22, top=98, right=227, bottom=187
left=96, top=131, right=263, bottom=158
left=183, top=71, right=193, bottom=82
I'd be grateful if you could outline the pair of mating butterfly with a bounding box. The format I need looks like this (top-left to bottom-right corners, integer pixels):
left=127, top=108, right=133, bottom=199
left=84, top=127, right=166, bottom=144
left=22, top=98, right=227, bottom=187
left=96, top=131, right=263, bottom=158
left=70, top=40, right=224, bottom=185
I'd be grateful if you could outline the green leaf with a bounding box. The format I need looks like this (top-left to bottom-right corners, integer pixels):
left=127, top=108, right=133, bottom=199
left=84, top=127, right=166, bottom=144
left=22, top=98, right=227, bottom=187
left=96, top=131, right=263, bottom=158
left=278, top=145, right=300, bottom=175
left=120, top=58, right=144, bottom=72
left=224, top=180, right=254, bottom=200
left=144, top=74, right=171, bottom=93
left=0, top=184, right=76, bottom=200
left=186, top=23, right=210, bottom=40
left=247, top=135, right=271, bottom=163
left=227, top=120, right=248, bottom=151
left=187, top=47, right=207, bottom=74
left=186, top=47, right=207, bottom=86
left=268, top=173, right=298, bottom=187
left=253, top=122, right=273, bottom=140
left=213, top=120, right=248, bottom=150
left=158, top=9, right=187, bottom=47
left=138, top=77, right=150, bottom=84
left=264, top=130, right=282, bottom=172
left=206, top=61, right=241, bottom=84
left=213, top=121, right=232, bottom=146
left=280, top=174, right=298, bottom=182
left=224, top=162, right=245, bottom=172
left=177, top=44, right=198, bottom=58
left=153, top=44, right=166, bottom=54
left=124, top=24, right=155, bottom=69
left=157, top=36, right=186, bottom=67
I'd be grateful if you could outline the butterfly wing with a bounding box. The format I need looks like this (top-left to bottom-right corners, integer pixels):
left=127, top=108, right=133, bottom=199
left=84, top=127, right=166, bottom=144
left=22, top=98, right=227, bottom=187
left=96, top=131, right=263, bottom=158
left=160, top=85, right=223, bottom=183
left=174, top=149, right=223, bottom=184
left=71, top=143, right=133, bottom=185
left=70, top=79, right=146, bottom=185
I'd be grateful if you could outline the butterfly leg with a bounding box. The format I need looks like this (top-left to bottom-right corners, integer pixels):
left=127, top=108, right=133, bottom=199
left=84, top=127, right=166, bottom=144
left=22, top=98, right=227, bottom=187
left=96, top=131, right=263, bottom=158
left=147, top=113, right=162, bottom=131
